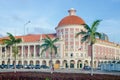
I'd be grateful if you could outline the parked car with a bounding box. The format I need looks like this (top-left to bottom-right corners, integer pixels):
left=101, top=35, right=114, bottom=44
left=97, top=65, right=101, bottom=70
left=83, top=66, right=91, bottom=70
left=34, top=65, right=40, bottom=69
left=9, top=65, right=14, bottom=69
left=0, top=64, right=12, bottom=69
left=16, top=64, right=23, bottom=69
left=40, top=65, right=49, bottom=69
left=3, top=65, right=8, bottom=69
left=29, top=64, right=34, bottom=69
left=60, top=66, right=64, bottom=69
left=23, top=65, right=30, bottom=69
left=0, top=65, right=4, bottom=69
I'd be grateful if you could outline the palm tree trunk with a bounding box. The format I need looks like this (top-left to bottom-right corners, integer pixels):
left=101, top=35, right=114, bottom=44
left=90, top=44, right=93, bottom=76
left=8, top=47, right=11, bottom=69
left=50, top=52, right=53, bottom=74
left=14, top=44, right=17, bottom=73
left=14, top=56, right=16, bottom=73
left=7, top=47, right=10, bottom=69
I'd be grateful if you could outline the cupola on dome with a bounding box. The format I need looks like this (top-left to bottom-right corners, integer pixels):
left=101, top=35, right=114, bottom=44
left=57, top=8, right=85, bottom=27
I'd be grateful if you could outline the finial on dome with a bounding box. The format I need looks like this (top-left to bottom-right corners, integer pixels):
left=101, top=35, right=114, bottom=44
left=68, top=8, right=76, bottom=16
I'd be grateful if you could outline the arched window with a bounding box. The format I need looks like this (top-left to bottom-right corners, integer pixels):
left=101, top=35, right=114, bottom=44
left=71, top=53, right=73, bottom=57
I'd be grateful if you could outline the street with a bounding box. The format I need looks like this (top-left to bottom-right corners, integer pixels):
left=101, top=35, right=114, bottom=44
left=0, top=68, right=120, bottom=76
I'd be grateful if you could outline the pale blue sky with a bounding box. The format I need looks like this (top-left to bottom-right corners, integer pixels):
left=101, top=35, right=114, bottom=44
left=0, top=0, right=120, bottom=43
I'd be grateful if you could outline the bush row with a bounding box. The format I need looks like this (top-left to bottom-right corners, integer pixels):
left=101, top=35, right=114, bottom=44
left=0, top=72, right=120, bottom=80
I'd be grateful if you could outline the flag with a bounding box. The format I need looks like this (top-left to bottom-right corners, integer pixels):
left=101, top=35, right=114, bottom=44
left=78, top=46, right=82, bottom=50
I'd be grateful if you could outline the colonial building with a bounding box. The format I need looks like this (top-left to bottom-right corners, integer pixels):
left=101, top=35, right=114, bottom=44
left=0, top=8, right=120, bottom=69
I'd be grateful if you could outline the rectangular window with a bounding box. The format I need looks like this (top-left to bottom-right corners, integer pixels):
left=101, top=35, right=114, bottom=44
left=71, top=46, right=73, bottom=48
left=81, top=53, right=83, bottom=57
left=76, top=28, right=79, bottom=31
left=70, top=38, right=74, bottom=41
left=65, top=53, right=68, bottom=57
left=65, top=46, right=68, bottom=50
left=75, top=37, right=79, bottom=41
left=65, top=31, right=68, bottom=34
left=65, top=38, right=68, bottom=41
left=76, top=53, right=79, bottom=57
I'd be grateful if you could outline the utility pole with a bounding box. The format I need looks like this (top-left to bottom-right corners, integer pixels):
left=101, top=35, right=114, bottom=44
left=24, top=21, right=31, bottom=35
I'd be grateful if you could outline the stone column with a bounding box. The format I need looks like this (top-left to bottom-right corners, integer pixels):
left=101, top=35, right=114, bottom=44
left=88, top=60, right=91, bottom=66
left=46, top=60, right=49, bottom=66
left=60, top=60, right=63, bottom=67
left=21, top=45, right=24, bottom=58
left=74, top=60, right=77, bottom=69
left=5, top=47, right=7, bottom=58
left=96, top=61, right=98, bottom=68
left=82, top=60, right=84, bottom=68
left=67, top=60, right=70, bottom=69
left=28, top=45, right=30, bottom=58
left=34, top=45, right=36, bottom=58
left=60, top=44, right=62, bottom=58
left=10, top=46, right=12, bottom=59
left=24, top=46, right=26, bottom=57
left=0, top=47, right=1, bottom=57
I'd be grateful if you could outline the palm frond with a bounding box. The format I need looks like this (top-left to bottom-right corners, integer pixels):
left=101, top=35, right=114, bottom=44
left=41, top=46, right=49, bottom=55
left=7, top=32, right=15, bottom=41
left=45, top=40, right=51, bottom=45
left=75, top=30, right=86, bottom=38
left=81, top=35, right=89, bottom=43
left=53, top=45, right=57, bottom=54
left=3, top=39, right=13, bottom=47
left=53, top=38, right=59, bottom=43
left=2, top=39, right=9, bottom=44
left=91, top=20, right=102, bottom=32
left=43, top=37, right=52, bottom=45
left=40, top=44, right=49, bottom=48
left=40, top=35, right=59, bottom=57
left=95, top=32, right=101, bottom=39
left=15, top=38, right=22, bottom=43
left=45, top=35, right=52, bottom=42
left=84, top=24, right=91, bottom=32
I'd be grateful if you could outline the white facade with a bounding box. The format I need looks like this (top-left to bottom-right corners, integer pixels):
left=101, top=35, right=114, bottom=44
left=0, top=8, right=120, bottom=69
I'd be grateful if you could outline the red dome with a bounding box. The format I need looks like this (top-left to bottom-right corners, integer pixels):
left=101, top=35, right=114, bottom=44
left=57, top=15, right=85, bottom=27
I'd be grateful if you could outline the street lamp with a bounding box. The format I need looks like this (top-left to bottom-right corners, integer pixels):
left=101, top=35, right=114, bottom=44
left=24, top=21, right=31, bottom=35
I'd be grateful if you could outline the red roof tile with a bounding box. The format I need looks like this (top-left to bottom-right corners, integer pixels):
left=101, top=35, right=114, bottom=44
left=0, top=33, right=57, bottom=43
left=42, top=33, right=56, bottom=39
left=22, top=34, right=40, bottom=42
left=57, top=15, right=85, bottom=27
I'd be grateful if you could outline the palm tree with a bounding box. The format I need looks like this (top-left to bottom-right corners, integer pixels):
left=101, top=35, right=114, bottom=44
left=2, top=32, right=22, bottom=71
left=76, top=20, right=102, bottom=76
left=40, top=35, right=59, bottom=73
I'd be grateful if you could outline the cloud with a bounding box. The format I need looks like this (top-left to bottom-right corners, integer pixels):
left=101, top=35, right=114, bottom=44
left=27, top=17, right=56, bottom=34
left=0, top=11, right=56, bottom=36
left=11, top=15, right=24, bottom=22
left=32, top=27, right=55, bottom=34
